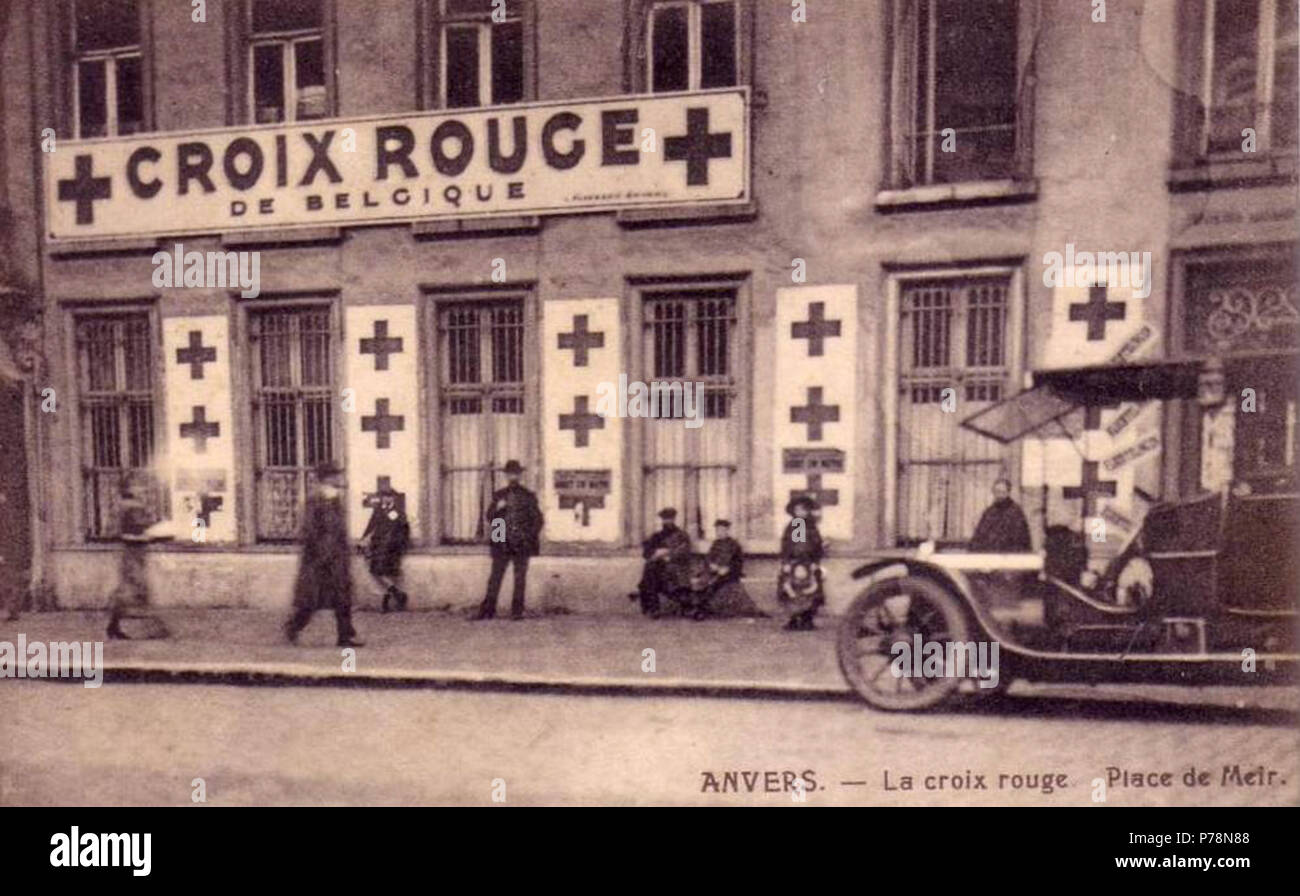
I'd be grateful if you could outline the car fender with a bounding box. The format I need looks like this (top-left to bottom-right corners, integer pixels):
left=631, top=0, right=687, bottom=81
left=849, top=558, right=999, bottom=639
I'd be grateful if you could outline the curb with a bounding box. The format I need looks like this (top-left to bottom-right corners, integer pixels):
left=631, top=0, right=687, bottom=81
left=51, top=659, right=858, bottom=702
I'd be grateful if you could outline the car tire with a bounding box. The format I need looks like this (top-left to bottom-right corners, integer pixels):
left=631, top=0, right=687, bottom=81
left=837, top=575, right=972, bottom=711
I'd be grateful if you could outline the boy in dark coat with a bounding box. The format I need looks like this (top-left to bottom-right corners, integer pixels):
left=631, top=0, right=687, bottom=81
left=779, top=496, right=826, bottom=631
left=361, top=485, right=411, bottom=612
left=475, top=459, right=544, bottom=620
left=285, top=463, right=363, bottom=647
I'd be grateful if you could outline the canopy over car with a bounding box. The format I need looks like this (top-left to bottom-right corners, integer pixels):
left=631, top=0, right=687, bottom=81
left=960, top=360, right=1206, bottom=443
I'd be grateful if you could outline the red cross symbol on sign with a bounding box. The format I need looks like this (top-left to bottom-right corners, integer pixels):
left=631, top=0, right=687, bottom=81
left=664, top=107, right=733, bottom=187
left=57, top=154, right=112, bottom=225
left=1069, top=285, right=1126, bottom=341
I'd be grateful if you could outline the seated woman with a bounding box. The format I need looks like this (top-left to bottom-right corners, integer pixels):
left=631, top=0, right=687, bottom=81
left=701, top=520, right=766, bottom=618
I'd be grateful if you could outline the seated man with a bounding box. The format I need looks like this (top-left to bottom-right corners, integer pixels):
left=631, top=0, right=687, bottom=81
left=705, top=519, right=744, bottom=585
left=970, top=478, right=1032, bottom=552
left=633, top=507, right=692, bottom=617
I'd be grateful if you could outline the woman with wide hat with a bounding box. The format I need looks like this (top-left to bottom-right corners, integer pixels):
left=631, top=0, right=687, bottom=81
left=778, top=495, right=826, bottom=631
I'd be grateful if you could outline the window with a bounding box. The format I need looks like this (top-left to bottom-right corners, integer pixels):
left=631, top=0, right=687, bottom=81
left=249, top=0, right=328, bottom=123
left=890, top=0, right=1022, bottom=186
left=1203, top=0, right=1298, bottom=154
left=641, top=289, right=739, bottom=539
left=250, top=306, right=338, bottom=540
left=436, top=300, right=528, bottom=543
left=1180, top=253, right=1299, bottom=493
left=437, top=0, right=524, bottom=108
left=74, top=313, right=159, bottom=539
left=646, top=0, right=737, bottom=93
left=72, top=0, right=144, bottom=138
left=897, top=276, right=1013, bottom=545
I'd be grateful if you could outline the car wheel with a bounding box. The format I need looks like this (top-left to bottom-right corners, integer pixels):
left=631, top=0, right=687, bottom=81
left=837, top=575, right=971, bottom=711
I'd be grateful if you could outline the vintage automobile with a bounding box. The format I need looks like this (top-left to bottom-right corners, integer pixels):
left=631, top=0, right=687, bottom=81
left=837, top=359, right=1299, bottom=710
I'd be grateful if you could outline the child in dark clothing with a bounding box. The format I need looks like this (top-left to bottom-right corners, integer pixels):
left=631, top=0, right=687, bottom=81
left=361, top=485, right=411, bottom=612
left=778, top=496, right=825, bottom=631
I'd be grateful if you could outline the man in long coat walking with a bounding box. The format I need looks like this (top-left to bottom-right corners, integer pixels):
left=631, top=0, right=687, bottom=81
left=475, top=459, right=543, bottom=620
left=285, top=462, right=363, bottom=647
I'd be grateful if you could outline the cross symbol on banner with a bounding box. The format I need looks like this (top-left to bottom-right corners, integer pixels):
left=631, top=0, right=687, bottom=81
left=179, top=406, right=220, bottom=452
left=1069, top=285, right=1126, bottom=341
left=1063, top=460, right=1117, bottom=516
left=789, top=472, right=839, bottom=507
left=790, top=387, right=840, bottom=442
left=558, top=395, right=605, bottom=447
left=664, top=107, right=732, bottom=187
left=558, top=494, right=606, bottom=526
left=57, top=154, right=112, bottom=225
left=557, top=314, right=605, bottom=367
left=195, top=494, right=223, bottom=526
left=361, top=398, right=405, bottom=449
left=359, top=320, right=404, bottom=371
left=176, top=330, right=217, bottom=379
left=791, top=302, right=842, bottom=357
left=1082, top=403, right=1119, bottom=431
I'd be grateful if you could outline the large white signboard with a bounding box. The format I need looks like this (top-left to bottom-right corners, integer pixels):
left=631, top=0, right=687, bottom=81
left=44, top=88, right=749, bottom=240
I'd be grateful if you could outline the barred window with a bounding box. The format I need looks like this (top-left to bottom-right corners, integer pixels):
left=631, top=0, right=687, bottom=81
left=437, top=300, right=527, bottom=543
left=250, top=306, right=337, bottom=541
left=891, top=0, right=1022, bottom=187
left=75, top=313, right=159, bottom=539
left=898, top=276, right=1012, bottom=545
left=72, top=0, right=144, bottom=138
left=1203, top=0, right=1297, bottom=154
left=249, top=0, right=327, bottom=123
left=642, top=289, right=739, bottom=539
left=647, top=0, right=737, bottom=93
left=438, top=0, right=525, bottom=108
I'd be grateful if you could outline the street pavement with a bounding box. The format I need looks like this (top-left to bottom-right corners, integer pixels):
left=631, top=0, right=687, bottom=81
left=1, top=682, right=1296, bottom=806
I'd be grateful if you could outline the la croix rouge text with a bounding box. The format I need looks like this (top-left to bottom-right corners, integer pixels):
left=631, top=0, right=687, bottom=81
left=883, top=769, right=1069, bottom=794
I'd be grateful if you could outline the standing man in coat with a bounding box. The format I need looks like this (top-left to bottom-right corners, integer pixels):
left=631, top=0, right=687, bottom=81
left=475, top=459, right=543, bottom=620
left=285, top=462, right=364, bottom=647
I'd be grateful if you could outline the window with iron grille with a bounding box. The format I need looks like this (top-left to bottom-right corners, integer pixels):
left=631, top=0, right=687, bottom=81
left=646, top=0, right=738, bottom=93
left=436, top=300, right=527, bottom=543
left=897, top=276, right=1012, bottom=545
left=1201, top=0, right=1298, bottom=155
left=72, top=0, right=144, bottom=138
left=248, top=0, right=328, bottom=124
left=74, top=313, right=159, bottom=539
left=890, top=0, right=1023, bottom=187
left=250, top=306, right=337, bottom=541
left=641, top=289, right=739, bottom=540
left=437, top=0, right=525, bottom=108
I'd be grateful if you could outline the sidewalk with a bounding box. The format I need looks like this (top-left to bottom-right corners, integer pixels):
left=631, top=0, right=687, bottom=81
left=0, top=607, right=852, bottom=698
left=3, top=608, right=1296, bottom=711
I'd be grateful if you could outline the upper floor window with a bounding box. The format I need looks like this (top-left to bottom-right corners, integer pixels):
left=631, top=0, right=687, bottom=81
left=890, top=0, right=1024, bottom=187
left=1203, top=0, right=1297, bottom=155
left=249, top=0, right=328, bottom=123
left=72, top=0, right=144, bottom=138
left=647, top=0, right=737, bottom=92
left=439, top=0, right=524, bottom=108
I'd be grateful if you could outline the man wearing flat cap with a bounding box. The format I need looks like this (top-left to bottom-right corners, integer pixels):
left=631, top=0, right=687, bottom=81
left=476, top=459, right=544, bottom=620
left=633, top=507, right=692, bottom=616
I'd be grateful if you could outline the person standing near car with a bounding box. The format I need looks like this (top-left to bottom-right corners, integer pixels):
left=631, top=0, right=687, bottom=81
left=475, top=460, right=543, bottom=620
left=969, top=478, right=1032, bottom=552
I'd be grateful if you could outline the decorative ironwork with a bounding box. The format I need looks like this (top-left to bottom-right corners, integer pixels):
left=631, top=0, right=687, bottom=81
left=1204, top=285, right=1299, bottom=349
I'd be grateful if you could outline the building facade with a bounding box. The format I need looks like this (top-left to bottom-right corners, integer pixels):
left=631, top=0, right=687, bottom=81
left=2, top=0, right=1295, bottom=612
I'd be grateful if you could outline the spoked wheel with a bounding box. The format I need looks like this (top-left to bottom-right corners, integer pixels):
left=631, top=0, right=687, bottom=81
left=837, top=575, right=971, bottom=711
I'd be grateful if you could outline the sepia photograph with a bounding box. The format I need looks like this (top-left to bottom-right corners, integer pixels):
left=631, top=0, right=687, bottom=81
left=0, top=0, right=1297, bottom=846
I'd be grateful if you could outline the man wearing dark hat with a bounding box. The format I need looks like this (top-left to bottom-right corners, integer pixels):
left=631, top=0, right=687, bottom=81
left=475, top=459, right=544, bottom=620
left=285, top=462, right=363, bottom=647
left=705, top=519, right=744, bottom=586
left=632, top=507, right=692, bottom=616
